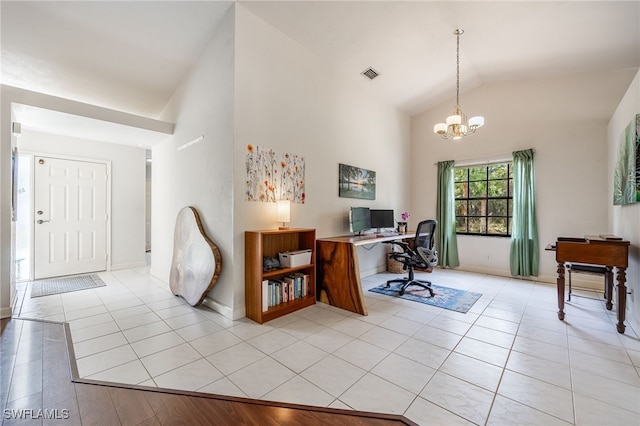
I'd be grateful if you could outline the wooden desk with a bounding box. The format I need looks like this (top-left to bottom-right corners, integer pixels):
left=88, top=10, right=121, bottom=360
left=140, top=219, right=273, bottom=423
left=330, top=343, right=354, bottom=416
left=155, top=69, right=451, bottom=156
left=316, top=233, right=415, bottom=315
left=550, top=236, right=630, bottom=333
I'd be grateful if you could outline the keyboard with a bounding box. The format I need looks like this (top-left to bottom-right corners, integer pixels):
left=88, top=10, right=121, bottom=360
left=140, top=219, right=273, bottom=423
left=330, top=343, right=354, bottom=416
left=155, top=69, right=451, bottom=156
left=376, top=232, right=400, bottom=238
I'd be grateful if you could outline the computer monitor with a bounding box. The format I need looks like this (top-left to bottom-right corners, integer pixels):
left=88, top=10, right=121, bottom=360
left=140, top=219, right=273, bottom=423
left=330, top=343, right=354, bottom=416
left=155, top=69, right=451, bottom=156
left=370, top=209, right=395, bottom=230
left=349, top=207, right=371, bottom=234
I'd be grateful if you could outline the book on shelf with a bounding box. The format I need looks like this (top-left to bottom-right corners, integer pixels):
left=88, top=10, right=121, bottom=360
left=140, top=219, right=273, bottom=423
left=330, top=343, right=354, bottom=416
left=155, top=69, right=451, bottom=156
left=266, top=279, right=284, bottom=309
left=264, top=272, right=311, bottom=309
left=269, top=280, right=282, bottom=306
left=262, top=279, right=269, bottom=312
left=292, top=272, right=310, bottom=297
left=284, top=276, right=295, bottom=300
left=284, top=276, right=295, bottom=302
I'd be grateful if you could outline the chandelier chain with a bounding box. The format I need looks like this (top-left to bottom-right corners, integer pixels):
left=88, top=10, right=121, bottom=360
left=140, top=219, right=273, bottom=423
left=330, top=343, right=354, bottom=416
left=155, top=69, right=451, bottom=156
left=433, top=28, right=484, bottom=140
left=456, top=30, right=460, bottom=107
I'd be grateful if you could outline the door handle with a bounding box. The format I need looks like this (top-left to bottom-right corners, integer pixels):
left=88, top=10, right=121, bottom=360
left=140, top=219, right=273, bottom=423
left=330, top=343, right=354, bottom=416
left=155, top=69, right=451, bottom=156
left=36, top=219, right=50, bottom=224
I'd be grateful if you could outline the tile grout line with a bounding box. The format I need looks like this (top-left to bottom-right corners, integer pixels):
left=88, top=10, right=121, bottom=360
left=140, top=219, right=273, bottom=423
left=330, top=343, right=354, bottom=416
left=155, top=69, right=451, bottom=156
left=11, top=268, right=640, bottom=425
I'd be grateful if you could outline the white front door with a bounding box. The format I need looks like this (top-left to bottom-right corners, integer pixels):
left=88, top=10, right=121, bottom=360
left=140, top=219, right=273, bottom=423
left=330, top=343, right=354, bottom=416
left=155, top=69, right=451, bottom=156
left=34, top=156, right=108, bottom=279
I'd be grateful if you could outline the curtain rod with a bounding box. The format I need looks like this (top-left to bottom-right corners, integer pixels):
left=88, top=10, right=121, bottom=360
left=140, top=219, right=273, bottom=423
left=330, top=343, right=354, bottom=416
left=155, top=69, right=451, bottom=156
left=433, top=149, right=535, bottom=167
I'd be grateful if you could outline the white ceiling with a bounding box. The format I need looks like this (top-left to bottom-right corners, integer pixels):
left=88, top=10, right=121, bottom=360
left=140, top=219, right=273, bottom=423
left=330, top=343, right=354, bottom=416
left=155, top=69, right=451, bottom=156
left=2, top=1, right=639, bottom=143
left=2, top=0, right=233, bottom=117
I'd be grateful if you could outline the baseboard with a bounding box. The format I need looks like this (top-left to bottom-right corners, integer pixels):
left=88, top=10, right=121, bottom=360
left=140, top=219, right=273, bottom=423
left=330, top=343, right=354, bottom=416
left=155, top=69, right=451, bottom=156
left=136, top=267, right=241, bottom=320
left=359, top=264, right=388, bottom=278
left=0, top=306, right=13, bottom=319
left=201, top=298, right=242, bottom=320
left=110, top=261, right=147, bottom=271
left=453, top=265, right=534, bottom=281
left=626, top=313, right=639, bottom=337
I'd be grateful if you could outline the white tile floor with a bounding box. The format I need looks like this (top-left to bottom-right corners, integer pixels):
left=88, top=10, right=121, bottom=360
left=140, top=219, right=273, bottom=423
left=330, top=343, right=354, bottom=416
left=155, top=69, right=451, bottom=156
left=14, top=266, right=640, bottom=425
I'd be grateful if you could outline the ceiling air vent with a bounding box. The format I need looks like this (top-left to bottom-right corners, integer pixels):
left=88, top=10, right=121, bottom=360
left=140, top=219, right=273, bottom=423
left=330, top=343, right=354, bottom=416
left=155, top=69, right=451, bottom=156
left=361, top=67, right=380, bottom=80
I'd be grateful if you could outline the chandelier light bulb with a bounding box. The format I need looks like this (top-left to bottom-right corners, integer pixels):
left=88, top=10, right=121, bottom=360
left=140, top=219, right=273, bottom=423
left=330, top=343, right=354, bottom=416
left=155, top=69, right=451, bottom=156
left=446, top=114, right=462, bottom=125
left=468, top=116, right=485, bottom=128
left=434, top=122, right=447, bottom=133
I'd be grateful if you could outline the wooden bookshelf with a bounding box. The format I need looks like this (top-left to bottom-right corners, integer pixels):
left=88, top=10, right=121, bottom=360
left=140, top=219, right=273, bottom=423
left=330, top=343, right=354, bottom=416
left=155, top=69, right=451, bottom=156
left=245, top=228, right=316, bottom=324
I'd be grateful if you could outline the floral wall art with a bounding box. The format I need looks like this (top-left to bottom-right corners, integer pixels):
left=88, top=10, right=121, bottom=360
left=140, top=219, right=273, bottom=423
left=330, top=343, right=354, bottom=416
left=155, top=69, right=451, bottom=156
left=613, top=114, right=639, bottom=205
left=246, top=145, right=305, bottom=203
left=637, top=114, right=640, bottom=202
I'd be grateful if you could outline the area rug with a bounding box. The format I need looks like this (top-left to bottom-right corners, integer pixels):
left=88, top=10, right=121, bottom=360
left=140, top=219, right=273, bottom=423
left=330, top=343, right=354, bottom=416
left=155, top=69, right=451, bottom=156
left=30, top=274, right=106, bottom=298
left=368, top=282, right=482, bottom=313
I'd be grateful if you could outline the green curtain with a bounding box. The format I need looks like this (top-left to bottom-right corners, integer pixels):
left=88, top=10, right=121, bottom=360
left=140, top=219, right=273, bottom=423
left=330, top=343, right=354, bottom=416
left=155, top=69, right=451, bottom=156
left=510, top=149, right=539, bottom=276
left=436, top=160, right=460, bottom=267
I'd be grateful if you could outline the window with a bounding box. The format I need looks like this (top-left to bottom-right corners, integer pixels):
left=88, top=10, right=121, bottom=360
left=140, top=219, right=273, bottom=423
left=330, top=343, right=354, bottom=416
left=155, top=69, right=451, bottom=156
left=454, top=163, right=513, bottom=236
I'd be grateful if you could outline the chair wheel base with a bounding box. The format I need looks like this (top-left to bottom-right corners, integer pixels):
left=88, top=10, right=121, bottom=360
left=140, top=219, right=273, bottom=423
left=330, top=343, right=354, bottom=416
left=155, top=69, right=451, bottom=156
left=387, top=279, right=434, bottom=298
left=399, top=286, right=434, bottom=297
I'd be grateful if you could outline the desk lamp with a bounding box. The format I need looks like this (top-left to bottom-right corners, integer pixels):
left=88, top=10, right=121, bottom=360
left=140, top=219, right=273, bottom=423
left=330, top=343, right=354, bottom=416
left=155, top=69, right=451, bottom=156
left=277, top=199, right=290, bottom=229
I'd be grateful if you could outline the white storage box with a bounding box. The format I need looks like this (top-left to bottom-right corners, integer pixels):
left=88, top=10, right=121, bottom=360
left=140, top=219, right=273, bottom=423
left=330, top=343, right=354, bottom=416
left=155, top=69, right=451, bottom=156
left=279, top=249, right=312, bottom=268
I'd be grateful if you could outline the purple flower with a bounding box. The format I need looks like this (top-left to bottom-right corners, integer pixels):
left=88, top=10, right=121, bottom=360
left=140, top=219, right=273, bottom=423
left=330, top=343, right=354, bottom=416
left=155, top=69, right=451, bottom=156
left=401, top=211, right=410, bottom=221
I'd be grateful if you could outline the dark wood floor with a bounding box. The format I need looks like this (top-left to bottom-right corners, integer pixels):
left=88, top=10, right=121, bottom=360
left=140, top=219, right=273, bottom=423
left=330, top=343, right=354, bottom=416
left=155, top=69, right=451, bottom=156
left=1, top=318, right=417, bottom=425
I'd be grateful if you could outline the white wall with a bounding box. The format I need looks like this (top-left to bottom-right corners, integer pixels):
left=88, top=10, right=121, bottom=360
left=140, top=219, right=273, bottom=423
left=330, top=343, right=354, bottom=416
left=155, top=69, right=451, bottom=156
left=152, top=7, right=236, bottom=317
left=152, top=5, right=411, bottom=320
left=0, top=97, right=18, bottom=318
left=18, top=129, right=147, bottom=271
left=233, top=5, right=411, bottom=315
left=608, top=70, right=640, bottom=334
left=411, top=70, right=637, bottom=283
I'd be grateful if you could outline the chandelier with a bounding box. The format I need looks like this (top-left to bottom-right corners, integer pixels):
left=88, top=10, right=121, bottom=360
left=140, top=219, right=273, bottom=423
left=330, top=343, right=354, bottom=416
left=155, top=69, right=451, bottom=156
left=434, top=29, right=484, bottom=140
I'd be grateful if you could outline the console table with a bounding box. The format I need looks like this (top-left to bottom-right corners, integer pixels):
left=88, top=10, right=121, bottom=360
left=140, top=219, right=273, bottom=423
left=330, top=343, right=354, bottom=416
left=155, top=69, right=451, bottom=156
left=316, top=233, right=415, bottom=315
left=549, top=236, right=630, bottom=333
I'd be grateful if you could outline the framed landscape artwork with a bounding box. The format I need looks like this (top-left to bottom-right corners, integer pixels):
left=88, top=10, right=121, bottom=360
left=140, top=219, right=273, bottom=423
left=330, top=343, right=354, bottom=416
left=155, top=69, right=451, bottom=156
left=339, top=163, right=376, bottom=200
left=613, top=114, right=639, bottom=205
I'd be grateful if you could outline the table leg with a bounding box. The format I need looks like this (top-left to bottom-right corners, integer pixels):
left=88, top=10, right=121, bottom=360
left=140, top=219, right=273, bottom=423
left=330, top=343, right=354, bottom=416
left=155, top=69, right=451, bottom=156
left=616, top=268, right=627, bottom=333
left=557, top=261, right=565, bottom=320
left=605, top=266, right=613, bottom=310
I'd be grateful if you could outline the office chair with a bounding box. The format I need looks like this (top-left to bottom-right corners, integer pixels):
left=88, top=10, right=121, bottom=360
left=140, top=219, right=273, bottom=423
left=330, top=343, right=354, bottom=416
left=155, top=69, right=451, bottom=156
left=384, top=219, right=438, bottom=296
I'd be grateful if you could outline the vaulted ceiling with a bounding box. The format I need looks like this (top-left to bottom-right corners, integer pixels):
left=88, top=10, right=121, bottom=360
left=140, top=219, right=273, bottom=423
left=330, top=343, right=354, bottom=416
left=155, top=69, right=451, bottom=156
left=242, top=1, right=639, bottom=116
left=2, top=1, right=639, bottom=141
left=1, top=1, right=233, bottom=118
